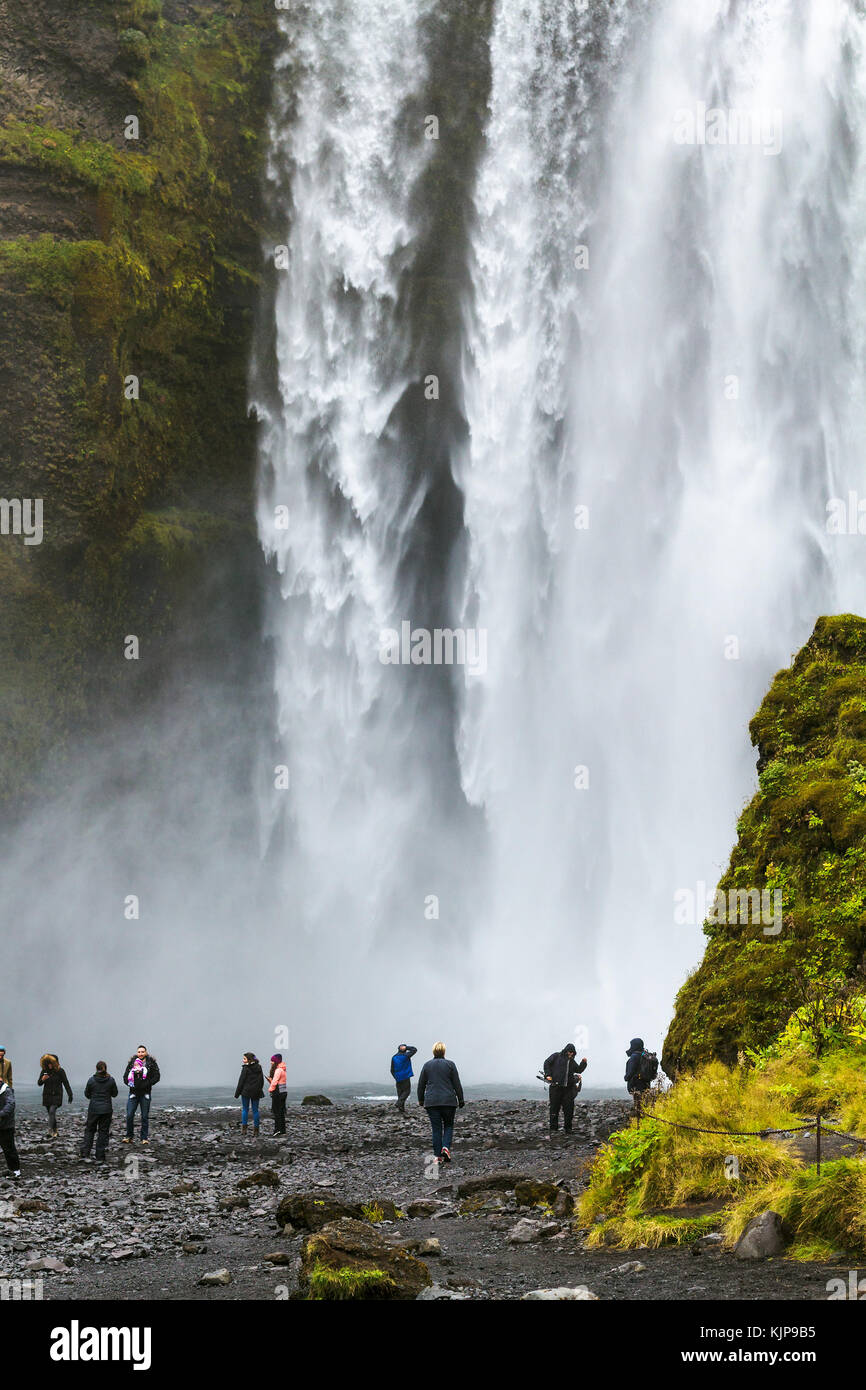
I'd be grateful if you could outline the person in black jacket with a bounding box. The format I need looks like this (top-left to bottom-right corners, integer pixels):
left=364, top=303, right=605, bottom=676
left=38, top=1053, right=73, bottom=1136
left=0, top=1081, right=20, bottom=1177
left=122, top=1044, right=161, bottom=1144
left=624, top=1037, right=652, bottom=1108
left=543, top=1043, right=587, bottom=1135
left=416, top=1042, right=465, bottom=1165
left=235, top=1052, right=265, bottom=1136
left=80, top=1062, right=118, bottom=1162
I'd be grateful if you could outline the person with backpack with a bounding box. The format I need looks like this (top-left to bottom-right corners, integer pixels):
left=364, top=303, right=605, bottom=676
left=0, top=1080, right=20, bottom=1178
left=235, top=1052, right=265, bottom=1136
left=389, top=1043, right=417, bottom=1113
left=37, top=1054, right=73, bottom=1137
left=122, top=1044, right=160, bottom=1144
left=80, top=1062, right=118, bottom=1163
left=416, top=1042, right=464, bottom=1165
left=624, top=1037, right=658, bottom=1109
left=542, top=1043, right=587, bottom=1135
left=268, top=1054, right=287, bottom=1136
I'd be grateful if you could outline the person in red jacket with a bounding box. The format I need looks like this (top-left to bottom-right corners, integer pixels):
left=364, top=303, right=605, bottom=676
left=268, top=1053, right=287, bottom=1136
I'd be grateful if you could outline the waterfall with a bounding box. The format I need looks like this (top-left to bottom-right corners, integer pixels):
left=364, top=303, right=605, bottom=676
left=256, top=0, right=866, bottom=1077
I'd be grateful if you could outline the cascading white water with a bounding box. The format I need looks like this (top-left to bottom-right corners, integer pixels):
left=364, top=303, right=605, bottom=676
left=257, top=0, right=866, bottom=1078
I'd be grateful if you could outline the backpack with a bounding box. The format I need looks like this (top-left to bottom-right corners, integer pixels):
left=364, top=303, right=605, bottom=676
left=638, top=1051, right=659, bottom=1086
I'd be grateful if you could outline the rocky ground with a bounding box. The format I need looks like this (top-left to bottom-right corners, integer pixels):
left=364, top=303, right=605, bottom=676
left=0, top=1099, right=852, bottom=1301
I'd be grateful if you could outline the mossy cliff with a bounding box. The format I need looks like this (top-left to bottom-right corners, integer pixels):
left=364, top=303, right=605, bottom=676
left=663, top=615, right=866, bottom=1075
left=0, top=0, right=278, bottom=809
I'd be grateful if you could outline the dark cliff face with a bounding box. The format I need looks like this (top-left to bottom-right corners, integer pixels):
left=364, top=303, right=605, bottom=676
left=663, top=615, right=866, bottom=1076
left=0, top=0, right=277, bottom=812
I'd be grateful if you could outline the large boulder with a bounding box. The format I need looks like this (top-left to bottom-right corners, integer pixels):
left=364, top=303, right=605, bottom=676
left=238, top=1170, right=280, bottom=1190
left=514, top=1179, right=562, bottom=1210
left=457, top=1171, right=531, bottom=1197
left=300, top=1219, right=431, bottom=1300
left=734, top=1210, right=789, bottom=1260
left=301, top=1094, right=332, bottom=1106
left=276, top=1193, right=363, bottom=1231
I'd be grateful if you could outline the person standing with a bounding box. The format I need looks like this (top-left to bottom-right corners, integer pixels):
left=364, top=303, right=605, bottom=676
left=0, top=1047, right=12, bottom=1085
left=38, top=1054, right=73, bottom=1137
left=542, top=1043, right=587, bottom=1136
left=390, top=1043, right=417, bottom=1113
left=624, top=1037, right=657, bottom=1111
left=235, top=1052, right=264, bottom=1136
left=0, top=1080, right=20, bottom=1178
left=416, top=1042, right=464, bottom=1165
left=122, top=1044, right=160, bottom=1144
left=80, top=1062, right=118, bottom=1163
left=268, top=1053, right=287, bottom=1136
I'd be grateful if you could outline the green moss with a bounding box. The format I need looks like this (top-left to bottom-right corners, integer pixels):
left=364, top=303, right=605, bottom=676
left=585, top=1212, right=721, bottom=1250
left=305, top=1263, right=397, bottom=1301
left=0, top=1, right=276, bottom=809
left=664, top=615, right=866, bottom=1074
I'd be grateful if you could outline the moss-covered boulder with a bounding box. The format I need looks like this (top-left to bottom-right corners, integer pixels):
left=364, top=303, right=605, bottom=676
left=276, top=1193, right=363, bottom=1233
left=300, top=1219, right=431, bottom=1301
left=663, top=615, right=866, bottom=1074
left=513, top=1179, right=562, bottom=1210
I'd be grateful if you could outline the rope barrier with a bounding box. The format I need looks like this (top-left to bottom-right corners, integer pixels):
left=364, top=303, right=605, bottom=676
left=637, top=1113, right=816, bottom=1138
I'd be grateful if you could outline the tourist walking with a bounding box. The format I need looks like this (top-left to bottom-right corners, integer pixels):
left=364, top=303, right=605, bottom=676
left=542, top=1043, right=587, bottom=1135
left=417, top=1042, right=464, bottom=1165
left=38, top=1054, right=73, bottom=1136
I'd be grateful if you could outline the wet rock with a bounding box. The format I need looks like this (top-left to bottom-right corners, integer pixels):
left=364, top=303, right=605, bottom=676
left=300, top=1218, right=431, bottom=1300
left=406, top=1198, right=442, bottom=1218
left=508, top=1218, right=545, bottom=1245
left=218, top=1195, right=249, bottom=1211
left=264, top=1251, right=292, bottom=1265
left=199, top=1268, right=232, bottom=1286
left=401, top=1236, right=441, bottom=1256
left=276, top=1193, right=362, bottom=1231
left=16, top=1200, right=50, bottom=1213
left=611, top=1260, right=646, bottom=1274
left=691, top=1233, right=724, bottom=1256
left=514, top=1178, right=560, bottom=1209
left=24, top=1256, right=71, bottom=1273
left=301, top=1095, right=332, bottom=1106
left=181, top=1242, right=207, bottom=1254
left=457, top=1171, right=531, bottom=1198
left=522, top=1286, right=599, bottom=1300
left=416, top=1284, right=469, bottom=1300
left=237, top=1170, right=280, bottom=1190
left=734, top=1211, right=789, bottom=1261
left=171, top=1181, right=199, bottom=1196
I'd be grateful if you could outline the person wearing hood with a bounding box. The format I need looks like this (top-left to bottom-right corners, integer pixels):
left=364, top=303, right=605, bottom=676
left=417, top=1043, right=464, bottom=1165
left=268, top=1054, right=287, bottom=1136
left=624, top=1037, right=655, bottom=1107
left=80, top=1062, right=118, bottom=1162
left=0, top=1080, right=20, bottom=1177
left=235, top=1053, right=265, bottom=1136
left=37, top=1054, right=73, bottom=1137
left=542, top=1044, right=587, bottom=1135
left=390, top=1043, right=417, bottom=1113
left=122, top=1044, right=161, bottom=1144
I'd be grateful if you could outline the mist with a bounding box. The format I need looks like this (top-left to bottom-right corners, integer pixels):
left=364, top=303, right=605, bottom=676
left=4, top=0, right=866, bottom=1092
